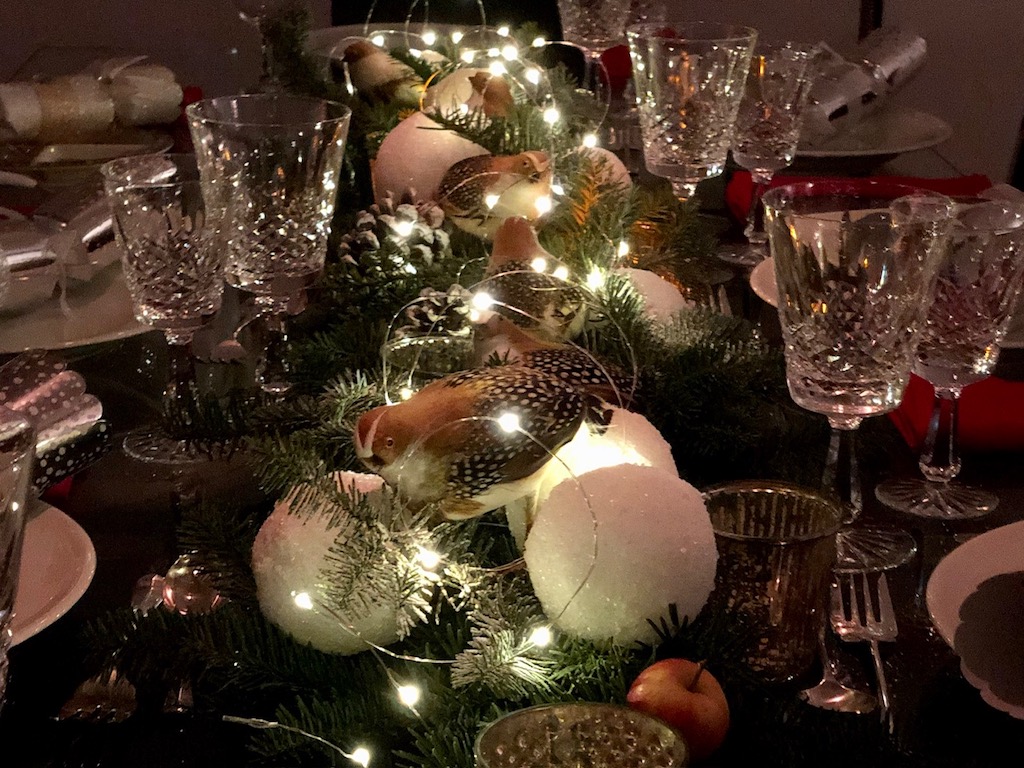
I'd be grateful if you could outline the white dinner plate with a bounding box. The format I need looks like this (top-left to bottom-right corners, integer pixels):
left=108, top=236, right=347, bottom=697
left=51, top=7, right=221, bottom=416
left=797, top=106, right=952, bottom=159
left=926, top=519, right=1024, bottom=719
left=0, top=251, right=147, bottom=354
left=749, top=256, right=778, bottom=307
left=11, top=502, right=96, bottom=645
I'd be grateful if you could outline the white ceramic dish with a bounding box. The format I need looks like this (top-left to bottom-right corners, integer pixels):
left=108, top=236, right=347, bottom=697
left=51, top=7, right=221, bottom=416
left=797, top=106, right=952, bottom=159
left=749, top=256, right=778, bottom=308
left=926, top=519, right=1024, bottom=719
left=11, top=502, right=96, bottom=645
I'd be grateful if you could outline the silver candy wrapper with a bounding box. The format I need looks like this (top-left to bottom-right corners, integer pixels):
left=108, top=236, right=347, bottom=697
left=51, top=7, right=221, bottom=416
left=802, top=26, right=927, bottom=146
left=0, top=350, right=109, bottom=490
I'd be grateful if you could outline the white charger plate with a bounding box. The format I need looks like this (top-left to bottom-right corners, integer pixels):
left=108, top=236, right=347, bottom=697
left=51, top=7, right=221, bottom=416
left=926, top=519, right=1024, bottom=719
left=11, top=502, right=96, bottom=645
left=797, top=106, right=952, bottom=159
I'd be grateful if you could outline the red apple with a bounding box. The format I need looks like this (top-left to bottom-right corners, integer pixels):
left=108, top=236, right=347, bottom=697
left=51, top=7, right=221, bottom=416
left=626, top=658, right=730, bottom=762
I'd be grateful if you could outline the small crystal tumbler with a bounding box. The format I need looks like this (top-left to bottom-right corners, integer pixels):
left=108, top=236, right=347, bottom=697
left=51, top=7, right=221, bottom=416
left=0, top=406, right=36, bottom=711
left=475, top=701, right=690, bottom=767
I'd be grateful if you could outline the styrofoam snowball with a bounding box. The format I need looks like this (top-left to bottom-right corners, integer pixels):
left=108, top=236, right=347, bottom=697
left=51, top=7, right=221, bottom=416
left=252, top=472, right=409, bottom=655
left=579, top=146, right=632, bottom=189
left=525, top=464, right=717, bottom=646
left=372, top=111, right=486, bottom=205
left=615, top=267, right=688, bottom=324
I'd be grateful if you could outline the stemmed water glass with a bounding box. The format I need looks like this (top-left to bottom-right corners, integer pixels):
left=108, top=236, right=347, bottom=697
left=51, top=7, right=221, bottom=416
left=875, top=197, right=1024, bottom=519
left=627, top=22, right=757, bottom=203
left=101, top=153, right=225, bottom=463
left=718, top=41, right=820, bottom=268
left=762, top=180, right=954, bottom=524
left=186, top=94, right=351, bottom=396
left=232, top=0, right=296, bottom=91
left=555, top=0, right=631, bottom=123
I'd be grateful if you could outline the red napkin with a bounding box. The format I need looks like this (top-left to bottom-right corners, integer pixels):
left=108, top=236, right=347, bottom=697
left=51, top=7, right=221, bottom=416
left=724, top=170, right=994, bottom=224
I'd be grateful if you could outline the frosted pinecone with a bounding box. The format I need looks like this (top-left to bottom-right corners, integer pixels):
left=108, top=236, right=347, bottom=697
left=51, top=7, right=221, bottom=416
left=338, top=192, right=451, bottom=274
left=394, top=284, right=473, bottom=339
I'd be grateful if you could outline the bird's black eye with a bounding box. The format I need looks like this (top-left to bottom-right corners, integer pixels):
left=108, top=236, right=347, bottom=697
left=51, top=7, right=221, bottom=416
left=385, top=437, right=395, bottom=448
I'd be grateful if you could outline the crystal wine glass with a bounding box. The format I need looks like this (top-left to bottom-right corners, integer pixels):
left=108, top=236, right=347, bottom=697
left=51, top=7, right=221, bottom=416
left=555, top=0, right=631, bottom=123
left=762, top=180, right=954, bottom=521
left=718, top=41, right=820, bottom=268
left=186, top=94, right=351, bottom=395
left=101, top=153, right=225, bottom=463
left=627, top=22, right=757, bottom=202
left=232, top=0, right=296, bottom=91
left=875, top=197, right=1024, bottom=519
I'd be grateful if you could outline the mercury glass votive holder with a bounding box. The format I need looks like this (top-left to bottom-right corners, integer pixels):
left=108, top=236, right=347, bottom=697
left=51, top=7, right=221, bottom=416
left=475, top=701, right=690, bottom=767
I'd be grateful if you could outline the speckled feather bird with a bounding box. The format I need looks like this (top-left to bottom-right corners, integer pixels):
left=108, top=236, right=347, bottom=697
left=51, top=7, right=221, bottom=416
left=354, top=366, right=588, bottom=519
left=342, top=39, right=424, bottom=108
left=474, top=313, right=637, bottom=407
left=468, top=72, right=514, bottom=118
left=480, top=216, right=588, bottom=340
left=437, top=151, right=552, bottom=239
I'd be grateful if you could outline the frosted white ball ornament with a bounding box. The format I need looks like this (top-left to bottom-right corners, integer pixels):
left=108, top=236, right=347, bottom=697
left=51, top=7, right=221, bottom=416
left=524, top=464, right=717, bottom=646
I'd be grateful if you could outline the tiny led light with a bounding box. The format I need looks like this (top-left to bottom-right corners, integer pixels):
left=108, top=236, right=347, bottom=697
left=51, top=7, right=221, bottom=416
left=551, top=182, right=565, bottom=196
left=532, top=36, right=546, bottom=48
left=460, top=50, right=476, bottom=64
left=484, top=193, right=501, bottom=209
left=582, top=133, right=598, bottom=148
left=497, top=25, right=510, bottom=37
left=501, top=44, right=519, bottom=61
left=543, top=107, right=560, bottom=124
left=497, top=412, right=521, bottom=433
left=408, top=48, right=422, bottom=58
left=586, top=267, right=606, bottom=290
left=487, top=47, right=500, bottom=58
left=530, top=256, right=548, bottom=272
left=416, top=547, right=442, bottom=570
left=292, top=591, right=314, bottom=610
left=471, top=292, right=495, bottom=311
left=459, top=103, right=470, bottom=115
left=399, top=387, right=414, bottom=401
left=525, top=68, right=541, bottom=85
left=488, top=61, right=507, bottom=77
left=371, top=35, right=385, bottom=47
left=393, top=219, right=414, bottom=237
left=422, top=30, right=437, bottom=45
left=617, top=240, right=630, bottom=258
left=350, top=747, right=371, bottom=767
left=535, top=195, right=553, bottom=215
left=553, top=265, right=570, bottom=280
left=397, top=684, right=421, bottom=708
left=403, top=263, right=417, bottom=275
left=451, top=30, right=464, bottom=44
left=529, top=625, right=553, bottom=647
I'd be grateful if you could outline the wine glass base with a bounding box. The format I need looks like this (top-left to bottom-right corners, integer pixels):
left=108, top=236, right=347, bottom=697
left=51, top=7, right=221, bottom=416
left=717, top=242, right=767, bottom=268
left=122, top=428, right=220, bottom=466
left=875, top=478, right=999, bottom=520
left=835, top=527, right=918, bottom=573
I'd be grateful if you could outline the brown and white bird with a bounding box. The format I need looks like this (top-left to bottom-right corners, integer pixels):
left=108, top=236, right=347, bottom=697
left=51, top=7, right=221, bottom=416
left=473, top=314, right=637, bottom=407
left=467, top=72, right=514, bottom=118
left=353, top=366, right=588, bottom=519
left=342, top=39, right=424, bottom=108
left=478, top=216, right=588, bottom=341
left=437, top=151, right=552, bottom=239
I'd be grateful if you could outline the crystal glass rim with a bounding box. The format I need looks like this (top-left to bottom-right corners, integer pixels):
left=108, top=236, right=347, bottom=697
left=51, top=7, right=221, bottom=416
left=761, top=179, right=953, bottom=223
left=184, top=94, right=352, bottom=129
left=99, top=152, right=200, bottom=190
left=751, top=40, right=821, bottom=58
left=947, top=195, right=1024, bottom=232
left=703, top=480, right=847, bottom=543
left=625, top=21, right=758, bottom=45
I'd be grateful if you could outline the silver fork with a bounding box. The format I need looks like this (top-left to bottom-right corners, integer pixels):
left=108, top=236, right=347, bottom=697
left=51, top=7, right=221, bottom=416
left=831, top=571, right=899, bottom=730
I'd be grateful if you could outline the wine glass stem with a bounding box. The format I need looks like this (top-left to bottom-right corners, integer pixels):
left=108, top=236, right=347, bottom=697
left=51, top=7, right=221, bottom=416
left=744, top=171, right=773, bottom=246
left=162, top=333, right=198, bottom=421
left=670, top=180, right=698, bottom=203
left=253, top=296, right=295, bottom=396
left=918, top=387, right=962, bottom=483
left=824, top=420, right=862, bottom=521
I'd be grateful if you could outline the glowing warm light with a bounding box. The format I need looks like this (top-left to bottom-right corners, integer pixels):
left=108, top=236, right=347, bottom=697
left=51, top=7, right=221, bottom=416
left=551, top=182, right=565, bottom=196
left=460, top=50, right=476, bottom=64
left=497, top=25, right=510, bottom=37
left=408, top=48, right=422, bottom=58
left=529, top=625, right=553, bottom=647
left=458, top=103, right=470, bottom=115
left=471, top=292, right=495, bottom=311
left=399, top=387, right=414, bottom=401
left=498, top=412, right=521, bottom=433
left=617, top=240, right=630, bottom=258
left=350, top=747, right=371, bottom=767
left=532, top=36, right=546, bottom=48
left=451, top=30, right=464, bottom=44
left=531, top=256, right=548, bottom=272
left=422, top=30, right=437, bottom=45
left=501, top=45, right=519, bottom=61
left=535, top=195, right=553, bottom=215
left=543, top=107, right=560, bottom=124
left=371, top=35, right=385, bottom=47
left=586, top=267, right=606, bottom=290
left=484, top=193, right=501, bottom=209
left=292, top=591, right=314, bottom=610
left=403, top=263, right=418, bottom=275
left=553, top=265, right=570, bottom=280
left=416, top=547, right=442, bottom=570
left=393, top=219, right=414, bottom=238
left=397, top=684, right=421, bottom=708
left=525, top=68, right=541, bottom=85
left=487, top=47, right=500, bottom=58
left=488, top=61, right=507, bottom=77
left=582, top=133, right=599, bottom=148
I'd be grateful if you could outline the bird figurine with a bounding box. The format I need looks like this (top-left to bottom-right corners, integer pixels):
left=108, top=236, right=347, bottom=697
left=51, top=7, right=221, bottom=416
left=473, top=313, right=637, bottom=408
left=342, top=39, right=424, bottom=108
left=479, top=216, right=588, bottom=341
left=467, top=72, right=514, bottom=118
left=353, top=365, right=589, bottom=519
left=437, top=151, right=552, bottom=239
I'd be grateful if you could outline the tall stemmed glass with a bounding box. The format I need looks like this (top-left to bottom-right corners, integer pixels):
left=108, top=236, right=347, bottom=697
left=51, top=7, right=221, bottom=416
left=187, top=95, right=351, bottom=395
left=876, top=198, right=1024, bottom=519
left=627, top=22, right=757, bottom=203
left=718, top=41, right=820, bottom=268
left=232, top=0, right=295, bottom=91
left=762, top=180, right=953, bottom=522
left=555, top=0, right=631, bottom=123
left=101, top=153, right=225, bottom=462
